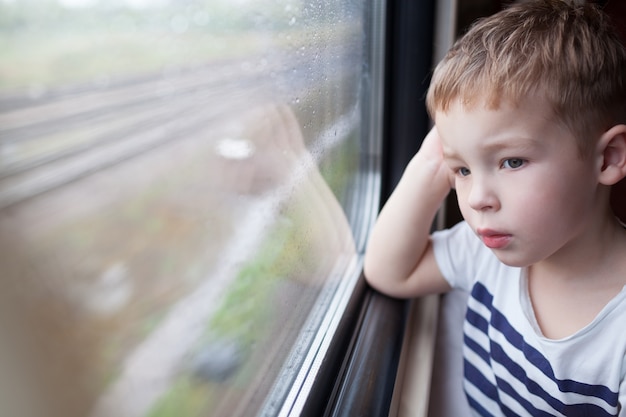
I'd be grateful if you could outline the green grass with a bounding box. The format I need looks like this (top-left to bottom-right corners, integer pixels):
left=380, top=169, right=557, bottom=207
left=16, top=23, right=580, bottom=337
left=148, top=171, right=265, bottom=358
left=147, top=377, right=213, bottom=417
left=207, top=215, right=309, bottom=344
left=146, top=185, right=325, bottom=415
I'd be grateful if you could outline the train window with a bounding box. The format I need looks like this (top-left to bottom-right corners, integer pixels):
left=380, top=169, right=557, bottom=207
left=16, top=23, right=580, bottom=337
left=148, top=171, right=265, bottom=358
left=0, top=1, right=382, bottom=416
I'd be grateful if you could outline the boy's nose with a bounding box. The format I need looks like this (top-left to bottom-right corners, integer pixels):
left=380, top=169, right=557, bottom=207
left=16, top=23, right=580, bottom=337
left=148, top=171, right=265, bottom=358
left=467, top=178, right=499, bottom=211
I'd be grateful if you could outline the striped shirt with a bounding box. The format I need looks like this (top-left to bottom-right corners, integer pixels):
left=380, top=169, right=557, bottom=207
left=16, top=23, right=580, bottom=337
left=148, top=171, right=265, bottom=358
left=432, top=221, right=626, bottom=416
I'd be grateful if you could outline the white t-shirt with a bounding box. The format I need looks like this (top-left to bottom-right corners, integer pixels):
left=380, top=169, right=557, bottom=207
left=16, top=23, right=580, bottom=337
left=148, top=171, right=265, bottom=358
left=431, top=221, right=626, bottom=417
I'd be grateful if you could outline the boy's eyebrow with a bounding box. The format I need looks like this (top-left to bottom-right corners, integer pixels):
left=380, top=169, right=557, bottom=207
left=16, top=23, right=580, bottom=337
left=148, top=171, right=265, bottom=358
left=442, top=135, right=542, bottom=160
left=481, top=136, right=542, bottom=153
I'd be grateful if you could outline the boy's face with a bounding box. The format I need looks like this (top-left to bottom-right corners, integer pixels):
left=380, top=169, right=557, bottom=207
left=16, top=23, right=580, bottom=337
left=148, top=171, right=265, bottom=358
left=436, top=98, right=601, bottom=268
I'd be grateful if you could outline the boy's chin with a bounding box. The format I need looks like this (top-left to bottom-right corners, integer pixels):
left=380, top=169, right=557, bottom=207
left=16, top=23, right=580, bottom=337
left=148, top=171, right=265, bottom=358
left=490, top=249, right=533, bottom=269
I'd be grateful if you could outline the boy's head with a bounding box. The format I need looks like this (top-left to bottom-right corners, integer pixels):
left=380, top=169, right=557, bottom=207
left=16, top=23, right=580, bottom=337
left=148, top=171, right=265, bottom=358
left=426, top=0, right=626, bottom=155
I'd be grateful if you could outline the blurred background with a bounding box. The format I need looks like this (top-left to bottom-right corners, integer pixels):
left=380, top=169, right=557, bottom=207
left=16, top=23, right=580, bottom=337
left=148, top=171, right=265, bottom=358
left=0, top=1, right=370, bottom=416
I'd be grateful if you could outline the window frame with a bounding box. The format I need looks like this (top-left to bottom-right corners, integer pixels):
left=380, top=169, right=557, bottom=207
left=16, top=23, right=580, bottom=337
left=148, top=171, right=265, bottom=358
left=274, top=0, right=437, bottom=415
left=319, top=1, right=437, bottom=415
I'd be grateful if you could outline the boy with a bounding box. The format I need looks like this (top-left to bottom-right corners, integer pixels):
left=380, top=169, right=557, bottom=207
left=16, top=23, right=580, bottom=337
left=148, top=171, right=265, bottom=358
left=364, top=1, right=626, bottom=416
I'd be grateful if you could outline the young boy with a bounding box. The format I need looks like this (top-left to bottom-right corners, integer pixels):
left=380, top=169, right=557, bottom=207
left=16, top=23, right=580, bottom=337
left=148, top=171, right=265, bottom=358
left=364, top=1, right=626, bottom=415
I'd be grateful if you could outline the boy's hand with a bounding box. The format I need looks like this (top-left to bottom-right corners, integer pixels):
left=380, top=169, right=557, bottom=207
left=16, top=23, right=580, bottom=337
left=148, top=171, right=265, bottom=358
left=415, top=126, right=455, bottom=191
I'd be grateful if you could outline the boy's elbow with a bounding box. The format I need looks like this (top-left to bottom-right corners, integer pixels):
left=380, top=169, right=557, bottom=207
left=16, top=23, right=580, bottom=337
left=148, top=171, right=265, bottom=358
left=363, top=241, right=447, bottom=298
left=363, top=254, right=391, bottom=292
left=363, top=255, right=380, bottom=287
left=363, top=256, right=405, bottom=297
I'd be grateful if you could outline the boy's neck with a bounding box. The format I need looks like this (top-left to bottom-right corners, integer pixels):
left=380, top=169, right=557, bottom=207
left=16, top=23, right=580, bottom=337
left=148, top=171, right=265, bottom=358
left=527, top=208, right=626, bottom=339
left=530, top=207, right=626, bottom=284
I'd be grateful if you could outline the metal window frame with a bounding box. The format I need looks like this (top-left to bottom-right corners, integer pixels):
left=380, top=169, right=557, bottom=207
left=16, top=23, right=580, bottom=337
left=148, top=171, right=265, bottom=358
left=306, top=1, right=436, bottom=415
left=320, top=1, right=437, bottom=415
left=260, top=0, right=436, bottom=415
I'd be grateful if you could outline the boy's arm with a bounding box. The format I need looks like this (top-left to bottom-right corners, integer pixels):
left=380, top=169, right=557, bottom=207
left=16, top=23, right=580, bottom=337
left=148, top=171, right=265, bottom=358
left=364, top=127, right=453, bottom=298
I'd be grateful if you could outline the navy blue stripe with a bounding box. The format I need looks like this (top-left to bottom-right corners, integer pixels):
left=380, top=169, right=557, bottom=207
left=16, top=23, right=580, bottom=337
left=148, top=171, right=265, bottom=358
left=500, top=402, right=523, bottom=417
left=466, top=395, right=496, bottom=417
left=466, top=306, right=490, bottom=334
left=464, top=333, right=491, bottom=364
left=491, top=341, right=559, bottom=413
left=468, top=282, right=619, bottom=407
left=494, top=374, right=555, bottom=417
left=490, top=342, right=615, bottom=417
left=464, top=358, right=499, bottom=409
left=465, top=345, right=616, bottom=417
left=471, top=280, right=494, bottom=306
left=464, top=359, right=521, bottom=417
left=490, top=303, right=619, bottom=407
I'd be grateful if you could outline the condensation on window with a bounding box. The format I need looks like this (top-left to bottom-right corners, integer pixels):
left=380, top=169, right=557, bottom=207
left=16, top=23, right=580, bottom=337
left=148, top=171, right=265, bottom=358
left=0, top=0, right=367, bottom=416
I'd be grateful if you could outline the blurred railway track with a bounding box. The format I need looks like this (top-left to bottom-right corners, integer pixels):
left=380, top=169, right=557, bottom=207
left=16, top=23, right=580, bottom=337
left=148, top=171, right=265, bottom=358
left=0, top=50, right=329, bottom=210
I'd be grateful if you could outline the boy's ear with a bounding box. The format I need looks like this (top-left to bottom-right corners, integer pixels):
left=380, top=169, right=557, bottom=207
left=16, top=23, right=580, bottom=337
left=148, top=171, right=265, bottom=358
left=598, top=124, right=626, bottom=224
left=597, top=124, right=626, bottom=186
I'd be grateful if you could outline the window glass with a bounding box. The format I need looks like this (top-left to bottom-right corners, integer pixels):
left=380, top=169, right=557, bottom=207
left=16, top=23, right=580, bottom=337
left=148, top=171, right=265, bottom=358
left=0, top=0, right=376, bottom=416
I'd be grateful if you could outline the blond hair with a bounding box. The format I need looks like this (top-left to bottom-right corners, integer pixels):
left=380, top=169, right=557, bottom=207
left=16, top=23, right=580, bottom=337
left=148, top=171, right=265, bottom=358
left=426, top=0, right=626, bottom=153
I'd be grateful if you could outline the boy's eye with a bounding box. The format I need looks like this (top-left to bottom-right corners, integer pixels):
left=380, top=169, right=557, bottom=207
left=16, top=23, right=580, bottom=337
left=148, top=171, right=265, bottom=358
left=502, top=158, right=525, bottom=169
left=458, top=167, right=471, bottom=177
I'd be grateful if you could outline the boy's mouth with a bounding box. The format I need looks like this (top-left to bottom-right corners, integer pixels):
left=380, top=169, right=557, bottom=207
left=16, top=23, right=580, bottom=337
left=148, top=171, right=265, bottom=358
left=476, top=229, right=512, bottom=249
